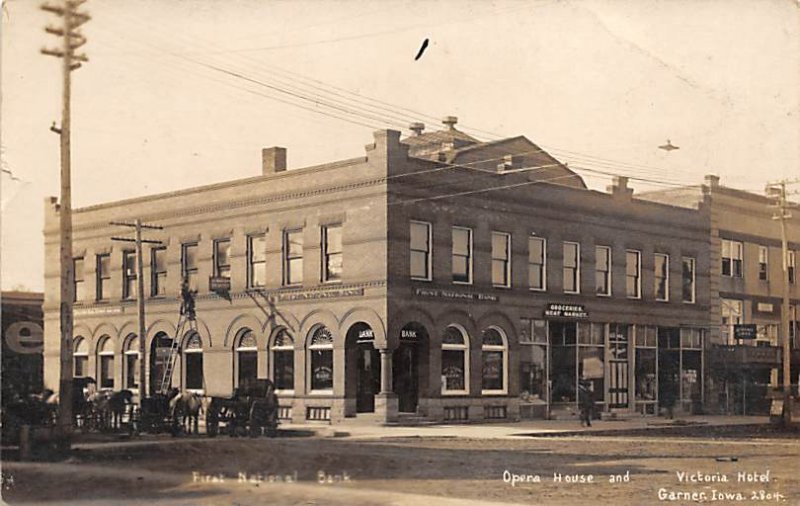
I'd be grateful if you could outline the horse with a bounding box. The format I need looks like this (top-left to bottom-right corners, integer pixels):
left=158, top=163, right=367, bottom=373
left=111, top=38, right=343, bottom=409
left=90, top=389, right=134, bottom=430
left=169, top=390, right=203, bottom=435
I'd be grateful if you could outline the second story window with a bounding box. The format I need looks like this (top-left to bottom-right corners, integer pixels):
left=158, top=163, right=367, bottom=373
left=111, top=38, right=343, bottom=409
left=214, top=239, right=231, bottom=278
left=247, top=234, right=266, bottom=288
left=181, top=243, right=198, bottom=291
left=491, top=231, right=511, bottom=287
left=682, top=257, right=696, bottom=303
left=410, top=221, right=432, bottom=280
left=452, top=226, right=472, bottom=284
left=73, top=257, right=84, bottom=302
left=595, top=245, right=611, bottom=296
left=758, top=245, right=769, bottom=281
left=151, top=247, right=167, bottom=296
left=655, top=253, right=669, bottom=301
left=96, top=254, right=110, bottom=301
left=123, top=251, right=136, bottom=300
left=528, top=236, right=546, bottom=291
left=789, top=251, right=796, bottom=284
left=721, top=239, right=743, bottom=278
left=284, top=229, right=303, bottom=286
left=626, top=250, right=641, bottom=299
left=322, top=225, right=343, bottom=282
left=563, top=242, right=580, bottom=294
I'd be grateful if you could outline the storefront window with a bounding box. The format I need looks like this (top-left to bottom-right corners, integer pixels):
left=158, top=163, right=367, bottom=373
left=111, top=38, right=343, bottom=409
left=309, top=326, right=333, bottom=391
left=236, top=329, right=258, bottom=387
left=520, top=319, right=548, bottom=402
left=124, top=335, right=139, bottom=390
left=442, top=325, right=469, bottom=394
left=74, top=337, right=88, bottom=378
left=272, top=329, right=295, bottom=391
left=635, top=326, right=657, bottom=403
left=481, top=328, right=507, bottom=394
left=579, top=323, right=604, bottom=403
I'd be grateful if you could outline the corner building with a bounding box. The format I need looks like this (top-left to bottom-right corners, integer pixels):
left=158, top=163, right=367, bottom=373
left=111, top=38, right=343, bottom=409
left=43, top=119, right=710, bottom=423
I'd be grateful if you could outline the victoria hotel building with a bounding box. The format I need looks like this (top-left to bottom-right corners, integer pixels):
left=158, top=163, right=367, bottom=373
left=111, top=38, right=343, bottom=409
left=43, top=118, right=711, bottom=423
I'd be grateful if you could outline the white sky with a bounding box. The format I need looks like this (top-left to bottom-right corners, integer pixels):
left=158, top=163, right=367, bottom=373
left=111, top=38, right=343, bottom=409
left=2, top=0, right=799, bottom=291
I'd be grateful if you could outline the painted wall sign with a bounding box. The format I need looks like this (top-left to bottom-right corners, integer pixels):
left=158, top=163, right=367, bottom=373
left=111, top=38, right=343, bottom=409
left=74, top=306, right=124, bottom=316
left=544, top=303, right=589, bottom=319
left=277, top=287, right=364, bottom=302
left=401, top=330, right=418, bottom=340
left=414, top=288, right=498, bottom=302
left=756, top=303, right=774, bottom=313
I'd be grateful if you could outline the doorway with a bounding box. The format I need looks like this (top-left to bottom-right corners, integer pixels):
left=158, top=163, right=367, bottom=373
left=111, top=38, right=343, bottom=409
left=356, top=342, right=381, bottom=413
left=393, top=341, right=419, bottom=413
left=149, top=332, right=173, bottom=395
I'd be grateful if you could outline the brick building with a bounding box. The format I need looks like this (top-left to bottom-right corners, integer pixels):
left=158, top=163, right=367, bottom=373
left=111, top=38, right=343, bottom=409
left=43, top=119, right=711, bottom=423
left=642, top=176, right=800, bottom=414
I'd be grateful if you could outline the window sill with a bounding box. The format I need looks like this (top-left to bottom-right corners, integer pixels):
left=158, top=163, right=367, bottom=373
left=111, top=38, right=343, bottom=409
left=564, top=291, right=581, bottom=295
left=441, top=390, right=469, bottom=396
left=322, top=279, right=342, bottom=285
left=682, top=300, right=696, bottom=305
left=453, top=280, right=473, bottom=286
left=481, top=390, right=508, bottom=396
left=307, top=389, right=333, bottom=396
left=656, top=298, right=669, bottom=303
left=275, top=389, right=295, bottom=396
left=411, top=277, right=433, bottom=282
left=626, top=296, right=642, bottom=300
left=529, top=287, right=546, bottom=292
left=492, top=284, right=511, bottom=290
left=596, top=293, right=611, bottom=297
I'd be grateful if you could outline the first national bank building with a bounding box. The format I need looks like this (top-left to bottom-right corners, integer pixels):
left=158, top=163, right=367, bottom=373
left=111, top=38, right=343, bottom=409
left=43, top=118, right=710, bottom=424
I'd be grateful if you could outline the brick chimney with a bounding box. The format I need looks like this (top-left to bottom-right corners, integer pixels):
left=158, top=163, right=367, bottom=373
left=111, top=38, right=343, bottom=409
left=606, top=176, right=634, bottom=199
left=262, top=147, right=287, bottom=175
left=704, top=174, right=720, bottom=189
left=442, top=116, right=458, bottom=130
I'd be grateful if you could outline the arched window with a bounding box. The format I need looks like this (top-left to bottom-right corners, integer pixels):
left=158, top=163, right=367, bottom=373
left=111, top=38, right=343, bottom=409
left=271, top=329, right=294, bottom=391
left=183, top=332, right=204, bottom=391
left=236, top=329, right=258, bottom=387
left=481, top=327, right=508, bottom=394
left=441, top=325, right=469, bottom=394
left=124, top=334, right=139, bottom=390
left=74, top=337, right=89, bottom=378
left=97, top=335, right=115, bottom=389
left=308, top=326, right=333, bottom=392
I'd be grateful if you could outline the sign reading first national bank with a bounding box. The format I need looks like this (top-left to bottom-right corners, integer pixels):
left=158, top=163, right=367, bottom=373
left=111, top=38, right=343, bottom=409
left=414, top=288, right=498, bottom=302
left=544, top=303, right=589, bottom=319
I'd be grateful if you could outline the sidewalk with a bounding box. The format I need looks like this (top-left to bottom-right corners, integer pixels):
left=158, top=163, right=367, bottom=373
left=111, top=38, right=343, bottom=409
left=281, top=415, right=770, bottom=440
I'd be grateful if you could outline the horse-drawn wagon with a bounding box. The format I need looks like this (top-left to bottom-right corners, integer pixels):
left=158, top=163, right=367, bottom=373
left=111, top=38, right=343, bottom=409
left=205, top=379, right=279, bottom=438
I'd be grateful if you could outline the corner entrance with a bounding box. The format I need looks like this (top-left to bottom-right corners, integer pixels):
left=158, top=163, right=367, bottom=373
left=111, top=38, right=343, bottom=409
left=393, top=323, right=427, bottom=413
left=346, top=322, right=381, bottom=414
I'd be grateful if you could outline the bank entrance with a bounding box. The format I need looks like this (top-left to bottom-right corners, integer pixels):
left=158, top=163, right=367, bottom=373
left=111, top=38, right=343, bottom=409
left=393, top=323, right=427, bottom=413
left=346, top=323, right=381, bottom=413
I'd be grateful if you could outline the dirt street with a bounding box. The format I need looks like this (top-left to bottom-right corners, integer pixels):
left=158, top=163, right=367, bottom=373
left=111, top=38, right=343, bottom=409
left=2, top=427, right=799, bottom=505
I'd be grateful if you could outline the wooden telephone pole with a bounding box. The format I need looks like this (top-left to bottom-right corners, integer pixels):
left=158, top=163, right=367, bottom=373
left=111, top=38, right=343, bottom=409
left=111, top=221, right=163, bottom=410
left=766, top=178, right=799, bottom=426
left=40, top=0, right=90, bottom=444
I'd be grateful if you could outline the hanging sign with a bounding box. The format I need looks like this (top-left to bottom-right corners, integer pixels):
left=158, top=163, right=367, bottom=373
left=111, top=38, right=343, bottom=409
left=734, top=324, right=757, bottom=340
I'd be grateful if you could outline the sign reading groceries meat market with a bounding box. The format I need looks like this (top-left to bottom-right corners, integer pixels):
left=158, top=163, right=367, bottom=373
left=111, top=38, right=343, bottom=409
left=544, top=303, right=589, bottom=319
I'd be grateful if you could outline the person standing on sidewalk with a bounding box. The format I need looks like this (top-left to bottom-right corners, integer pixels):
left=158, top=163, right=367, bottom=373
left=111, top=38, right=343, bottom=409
left=579, top=380, right=594, bottom=427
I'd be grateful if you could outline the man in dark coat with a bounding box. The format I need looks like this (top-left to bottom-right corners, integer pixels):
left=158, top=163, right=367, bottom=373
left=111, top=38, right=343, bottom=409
left=578, top=379, right=594, bottom=427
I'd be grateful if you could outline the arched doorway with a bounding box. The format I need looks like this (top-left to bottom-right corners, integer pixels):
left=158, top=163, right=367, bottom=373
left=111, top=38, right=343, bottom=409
left=394, top=322, right=428, bottom=413
left=150, top=331, right=173, bottom=395
left=346, top=322, right=380, bottom=413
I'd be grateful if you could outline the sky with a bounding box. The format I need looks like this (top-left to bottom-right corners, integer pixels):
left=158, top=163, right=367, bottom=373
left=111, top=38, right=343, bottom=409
left=2, top=0, right=799, bottom=292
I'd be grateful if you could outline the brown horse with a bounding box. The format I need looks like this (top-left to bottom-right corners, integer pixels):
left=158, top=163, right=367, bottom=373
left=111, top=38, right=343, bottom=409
left=91, top=390, right=134, bottom=430
left=169, top=390, right=203, bottom=435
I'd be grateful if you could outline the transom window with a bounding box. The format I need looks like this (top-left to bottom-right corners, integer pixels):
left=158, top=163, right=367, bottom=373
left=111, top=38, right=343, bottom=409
left=452, top=226, right=472, bottom=284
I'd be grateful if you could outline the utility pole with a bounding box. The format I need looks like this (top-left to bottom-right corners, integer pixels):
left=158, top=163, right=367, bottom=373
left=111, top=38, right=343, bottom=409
left=111, top=220, right=163, bottom=411
left=766, top=178, right=799, bottom=426
left=40, top=0, right=90, bottom=447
